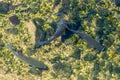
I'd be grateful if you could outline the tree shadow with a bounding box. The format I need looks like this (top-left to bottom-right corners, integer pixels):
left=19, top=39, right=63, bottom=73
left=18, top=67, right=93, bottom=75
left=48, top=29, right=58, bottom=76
left=62, top=0, right=116, bottom=51
left=31, top=0, right=114, bottom=51
left=48, top=1, right=117, bottom=79
left=53, top=0, right=81, bottom=42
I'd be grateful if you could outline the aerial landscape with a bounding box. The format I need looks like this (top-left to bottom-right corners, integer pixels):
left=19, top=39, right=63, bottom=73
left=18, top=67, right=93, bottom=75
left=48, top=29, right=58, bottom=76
left=0, top=0, right=120, bottom=80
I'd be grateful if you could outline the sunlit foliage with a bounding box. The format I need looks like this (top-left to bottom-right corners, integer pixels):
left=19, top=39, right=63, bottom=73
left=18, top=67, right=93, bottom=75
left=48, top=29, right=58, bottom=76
left=0, top=0, right=120, bottom=80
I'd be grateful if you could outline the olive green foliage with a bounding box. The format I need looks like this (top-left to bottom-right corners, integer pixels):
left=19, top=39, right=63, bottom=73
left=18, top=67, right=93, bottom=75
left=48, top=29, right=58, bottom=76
left=0, top=0, right=120, bottom=80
